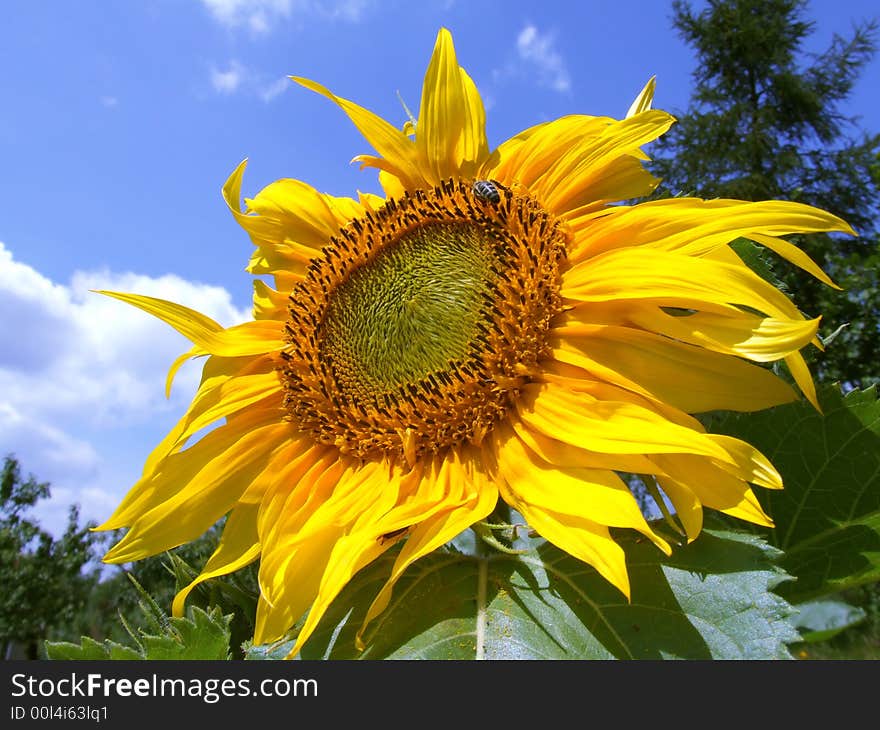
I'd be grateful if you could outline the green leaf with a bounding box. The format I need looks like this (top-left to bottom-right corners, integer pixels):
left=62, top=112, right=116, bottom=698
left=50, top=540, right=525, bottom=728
left=45, top=636, right=142, bottom=660
left=139, top=606, right=232, bottom=660
left=247, top=528, right=798, bottom=660
left=713, top=384, right=880, bottom=603
left=792, top=599, right=866, bottom=643
left=45, top=606, right=232, bottom=660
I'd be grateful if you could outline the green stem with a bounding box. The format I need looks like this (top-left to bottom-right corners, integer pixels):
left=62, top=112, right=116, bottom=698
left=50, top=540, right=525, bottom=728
left=472, top=522, right=528, bottom=555
left=475, top=557, right=487, bottom=660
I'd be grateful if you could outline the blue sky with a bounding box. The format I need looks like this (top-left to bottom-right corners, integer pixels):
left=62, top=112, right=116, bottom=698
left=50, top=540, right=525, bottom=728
left=1, top=0, right=878, bottom=538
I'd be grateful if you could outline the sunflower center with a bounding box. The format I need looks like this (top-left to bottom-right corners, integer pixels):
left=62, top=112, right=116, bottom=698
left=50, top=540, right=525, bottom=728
left=280, top=179, right=568, bottom=464
left=323, top=221, right=496, bottom=397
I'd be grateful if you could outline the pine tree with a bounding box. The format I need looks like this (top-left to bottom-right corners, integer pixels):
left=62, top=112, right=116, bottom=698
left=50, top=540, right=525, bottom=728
left=652, top=0, right=880, bottom=389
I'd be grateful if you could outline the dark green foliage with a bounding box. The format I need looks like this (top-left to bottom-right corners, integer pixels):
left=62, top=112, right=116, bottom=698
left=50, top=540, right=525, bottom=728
left=713, top=384, right=880, bottom=603
left=651, top=0, right=880, bottom=388
left=0, top=452, right=256, bottom=659
left=0, top=455, right=104, bottom=659
left=712, top=384, right=880, bottom=656
left=790, top=583, right=880, bottom=658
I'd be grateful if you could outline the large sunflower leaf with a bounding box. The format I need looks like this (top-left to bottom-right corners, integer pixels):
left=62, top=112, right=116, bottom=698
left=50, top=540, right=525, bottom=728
left=711, top=384, right=880, bottom=603
left=246, top=528, right=797, bottom=660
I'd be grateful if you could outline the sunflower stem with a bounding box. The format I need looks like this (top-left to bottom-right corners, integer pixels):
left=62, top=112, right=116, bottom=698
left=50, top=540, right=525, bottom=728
left=475, top=556, right=488, bottom=660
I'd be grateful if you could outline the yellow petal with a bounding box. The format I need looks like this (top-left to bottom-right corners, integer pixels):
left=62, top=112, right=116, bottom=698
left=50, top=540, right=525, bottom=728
left=225, top=160, right=377, bottom=281
left=562, top=154, right=660, bottom=212
left=253, top=453, right=356, bottom=642
left=261, top=461, right=413, bottom=654
left=416, top=27, right=490, bottom=182
left=562, top=247, right=803, bottom=322
left=551, top=337, right=657, bottom=404
left=570, top=303, right=821, bottom=363
left=252, top=279, right=293, bottom=320
left=254, top=522, right=345, bottom=646
left=649, top=453, right=774, bottom=528
left=358, top=448, right=498, bottom=642
left=271, top=461, right=397, bottom=555
left=500, top=477, right=631, bottom=599
left=286, top=530, right=391, bottom=658
left=486, top=115, right=613, bottom=190
left=378, top=169, right=406, bottom=199
left=654, top=477, right=703, bottom=542
left=106, top=402, right=285, bottom=528
left=172, top=503, right=261, bottom=616
left=222, top=161, right=321, bottom=273
left=95, top=291, right=285, bottom=356
left=510, top=413, right=659, bottom=474
left=144, top=358, right=282, bottom=480
left=292, top=76, right=425, bottom=190
left=538, top=361, right=706, bottom=431
left=233, top=437, right=318, bottom=510
left=164, top=346, right=205, bottom=398
left=257, top=451, right=349, bottom=560
left=351, top=459, right=468, bottom=541
left=747, top=232, right=841, bottom=289
left=626, top=76, right=656, bottom=118
left=148, top=353, right=254, bottom=477
left=565, top=196, right=853, bottom=265
left=704, top=434, right=783, bottom=490
left=485, top=111, right=670, bottom=213
left=174, top=374, right=282, bottom=456
left=538, top=110, right=674, bottom=214
left=554, top=322, right=797, bottom=412
left=497, top=425, right=670, bottom=554
left=272, top=271, right=301, bottom=298
left=102, top=415, right=292, bottom=561
left=785, top=350, right=821, bottom=411
left=243, top=180, right=349, bottom=251
left=517, top=381, right=731, bottom=461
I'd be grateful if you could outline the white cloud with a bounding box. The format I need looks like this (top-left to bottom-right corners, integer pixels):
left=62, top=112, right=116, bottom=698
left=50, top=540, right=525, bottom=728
left=199, top=0, right=370, bottom=33
left=0, top=241, right=250, bottom=536
left=100, top=96, right=118, bottom=108
left=325, top=0, right=368, bottom=21
left=202, top=0, right=293, bottom=34
left=0, top=402, right=99, bottom=477
left=516, top=24, right=571, bottom=93
left=211, top=60, right=245, bottom=94
left=209, top=62, right=292, bottom=103
left=260, top=76, right=292, bottom=102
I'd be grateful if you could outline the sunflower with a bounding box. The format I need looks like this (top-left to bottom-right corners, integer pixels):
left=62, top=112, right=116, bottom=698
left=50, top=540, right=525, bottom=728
left=97, top=28, right=852, bottom=657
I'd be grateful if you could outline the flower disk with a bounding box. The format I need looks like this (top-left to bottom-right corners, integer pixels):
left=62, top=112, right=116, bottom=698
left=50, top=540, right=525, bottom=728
left=282, top=179, right=567, bottom=464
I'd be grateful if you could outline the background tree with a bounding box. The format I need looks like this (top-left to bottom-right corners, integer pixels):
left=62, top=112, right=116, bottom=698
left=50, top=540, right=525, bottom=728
left=0, top=451, right=256, bottom=659
left=0, top=455, right=104, bottom=658
left=651, top=0, right=880, bottom=389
